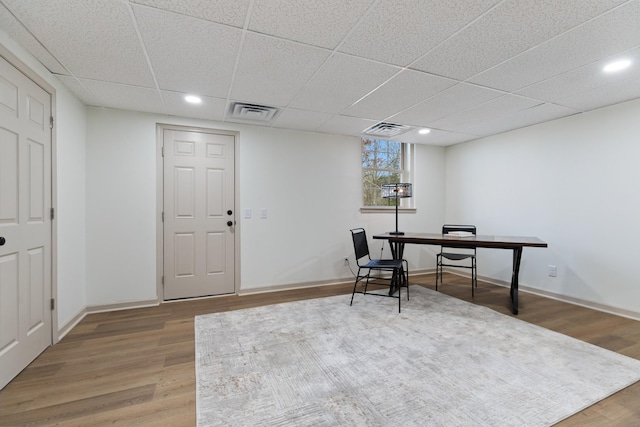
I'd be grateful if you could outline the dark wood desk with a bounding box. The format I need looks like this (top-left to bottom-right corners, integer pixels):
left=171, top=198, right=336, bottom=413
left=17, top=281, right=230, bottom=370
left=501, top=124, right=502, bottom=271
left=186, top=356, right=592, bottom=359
left=373, top=232, right=548, bottom=315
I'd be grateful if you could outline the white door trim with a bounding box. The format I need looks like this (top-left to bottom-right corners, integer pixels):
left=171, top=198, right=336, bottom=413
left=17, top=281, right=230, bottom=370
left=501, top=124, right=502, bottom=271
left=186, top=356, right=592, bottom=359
left=0, top=44, right=58, bottom=344
left=156, top=123, right=240, bottom=301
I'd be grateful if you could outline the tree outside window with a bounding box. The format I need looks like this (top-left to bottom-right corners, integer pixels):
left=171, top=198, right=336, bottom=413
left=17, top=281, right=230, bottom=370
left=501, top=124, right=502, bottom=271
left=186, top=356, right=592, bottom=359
left=362, top=138, right=411, bottom=207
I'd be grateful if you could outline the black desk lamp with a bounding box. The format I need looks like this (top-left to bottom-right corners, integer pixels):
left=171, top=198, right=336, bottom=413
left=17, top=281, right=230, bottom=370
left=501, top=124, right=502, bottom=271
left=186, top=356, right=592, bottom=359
left=381, top=183, right=412, bottom=235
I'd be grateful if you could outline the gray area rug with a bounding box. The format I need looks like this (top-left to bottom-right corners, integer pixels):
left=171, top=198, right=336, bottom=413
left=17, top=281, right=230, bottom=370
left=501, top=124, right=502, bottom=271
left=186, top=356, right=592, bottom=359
left=195, top=286, right=640, bottom=426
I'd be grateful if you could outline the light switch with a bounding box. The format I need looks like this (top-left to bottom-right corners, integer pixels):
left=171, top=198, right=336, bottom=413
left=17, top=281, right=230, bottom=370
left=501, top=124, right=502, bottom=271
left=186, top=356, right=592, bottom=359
left=243, top=208, right=251, bottom=219
left=260, top=208, right=267, bottom=219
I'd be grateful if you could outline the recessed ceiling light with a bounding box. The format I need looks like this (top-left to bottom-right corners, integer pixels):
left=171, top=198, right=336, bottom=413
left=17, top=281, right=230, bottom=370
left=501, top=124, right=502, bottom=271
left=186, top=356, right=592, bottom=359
left=418, top=128, right=431, bottom=135
left=184, top=95, right=202, bottom=104
left=603, top=59, right=631, bottom=73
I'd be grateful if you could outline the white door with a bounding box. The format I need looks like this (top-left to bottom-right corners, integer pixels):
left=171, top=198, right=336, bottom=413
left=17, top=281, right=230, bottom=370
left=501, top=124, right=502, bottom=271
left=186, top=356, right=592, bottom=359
left=0, top=56, right=52, bottom=389
left=163, top=129, right=235, bottom=300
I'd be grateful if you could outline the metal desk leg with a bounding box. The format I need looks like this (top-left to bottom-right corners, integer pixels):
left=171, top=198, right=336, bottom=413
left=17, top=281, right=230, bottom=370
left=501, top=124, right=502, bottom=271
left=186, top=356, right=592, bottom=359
left=388, top=241, right=406, bottom=296
left=510, top=247, right=523, bottom=315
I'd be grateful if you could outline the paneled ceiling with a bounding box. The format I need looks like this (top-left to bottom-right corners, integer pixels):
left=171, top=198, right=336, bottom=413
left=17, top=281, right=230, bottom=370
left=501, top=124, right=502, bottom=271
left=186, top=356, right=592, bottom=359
left=1, top=0, right=639, bottom=146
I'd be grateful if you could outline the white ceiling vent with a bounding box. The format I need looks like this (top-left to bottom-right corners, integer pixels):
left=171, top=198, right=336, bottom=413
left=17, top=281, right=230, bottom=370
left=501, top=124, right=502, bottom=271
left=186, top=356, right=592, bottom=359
left=362, top=122, right=411, bottom=137
left=229, top=102, right=279, bottom=122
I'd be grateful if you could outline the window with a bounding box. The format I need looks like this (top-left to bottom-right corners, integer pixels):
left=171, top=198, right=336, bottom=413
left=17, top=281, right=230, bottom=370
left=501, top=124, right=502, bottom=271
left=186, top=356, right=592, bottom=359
left=361, top=138, right=413, bottom=208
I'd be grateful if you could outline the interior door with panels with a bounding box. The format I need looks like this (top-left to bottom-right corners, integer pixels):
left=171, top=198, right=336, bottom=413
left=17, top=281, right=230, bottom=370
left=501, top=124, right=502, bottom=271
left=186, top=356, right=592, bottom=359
left=0, top=55, right=52, bottom=389
left=163, top=129, right=235, bottom=300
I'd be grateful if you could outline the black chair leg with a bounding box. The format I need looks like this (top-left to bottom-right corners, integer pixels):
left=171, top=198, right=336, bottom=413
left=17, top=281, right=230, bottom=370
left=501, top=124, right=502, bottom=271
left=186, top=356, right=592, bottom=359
left=403, top=260, right=410, bottom=301
left=474, top=262, right=478, bottom=289
left=363, top=275, right=370, bottom=295
left=350, top=268, right=361, bottom=306
left=404, top=271, right=409, bottom=301
left=471, top=261, right=477, bottom=297
left=349, top=266, right=405, bottom=312
left=350, top=281, right=357, bottom=306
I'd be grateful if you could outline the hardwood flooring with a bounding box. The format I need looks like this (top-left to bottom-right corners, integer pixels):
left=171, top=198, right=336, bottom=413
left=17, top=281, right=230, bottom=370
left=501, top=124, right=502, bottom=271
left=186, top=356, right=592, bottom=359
left=1, top=273, right=639, bottom=426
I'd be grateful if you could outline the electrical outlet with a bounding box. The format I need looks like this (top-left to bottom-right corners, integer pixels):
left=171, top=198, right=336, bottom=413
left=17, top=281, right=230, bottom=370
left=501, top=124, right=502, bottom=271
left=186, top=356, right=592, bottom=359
left=344, top=257, right=349, bottom=266
left=548, top=265, right=557, bottom=277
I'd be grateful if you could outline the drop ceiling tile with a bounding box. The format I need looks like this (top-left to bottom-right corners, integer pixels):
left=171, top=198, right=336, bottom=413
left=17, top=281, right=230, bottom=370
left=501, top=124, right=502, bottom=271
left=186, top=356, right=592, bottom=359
left=130, top=0, right=250, bottom=28
left=555, top=75, right=640, bottom=111
left=0, top=4, right=68, bottom=75
left=133, top=4, right=242, bottom=98
left=469, top=1, right=640, bottom=91
left=2, top=0, right=155, bottom=87
left=342, top=70, right=457, bottom=120
left=272, top=108, right=334, bottom=132
left=429, top=94, right=541, bottom=133
left=55, top=75, right=102, bottom=106
left=289, top=53, right=400, bottom=114
left=71, top=78, right=166, bottom=114
left=412, top=0, right=627, bottom=80
left=162, top=91, right=227, bottom=121
left=230, top=33, right=330, bottom=107
left=316, top=114, right=377, bottom=137
left=6, top=0, right=638, bottom=143
left=517, top=47, right=640, bottom=103
left=405, top=128, right=479, bottom=146
left=339, top=0, right=500, bottom=66
left=389, top=83, right=504, bottom=126
left=463, top=103, right=580, bottom=136
left=223, top=115, right=275, bottom=128
left=249, top=0, right=374, bottom=49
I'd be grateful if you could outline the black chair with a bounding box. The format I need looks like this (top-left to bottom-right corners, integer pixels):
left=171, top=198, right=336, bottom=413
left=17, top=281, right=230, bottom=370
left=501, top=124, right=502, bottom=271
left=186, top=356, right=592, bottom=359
left=349, top=228, right=409, bottom=312
left=436, top=225, right=478, bottom=296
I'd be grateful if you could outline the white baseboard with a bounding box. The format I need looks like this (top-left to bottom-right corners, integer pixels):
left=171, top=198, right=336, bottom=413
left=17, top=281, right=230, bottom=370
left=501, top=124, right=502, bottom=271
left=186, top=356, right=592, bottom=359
left=238, top=268, right=435, bottom=296
left=85, top=299, right=159, bottom=314
left=57, top=269, right=638, bottom=340
left=238, top=277, right=353, bottom=296
left=445, top=269, right=640, bottom=322
left=518, top=285, right=640, bottom=322
left=57, top=298, right=159, bottom=341
left=57, top=308, right=87, bottom=341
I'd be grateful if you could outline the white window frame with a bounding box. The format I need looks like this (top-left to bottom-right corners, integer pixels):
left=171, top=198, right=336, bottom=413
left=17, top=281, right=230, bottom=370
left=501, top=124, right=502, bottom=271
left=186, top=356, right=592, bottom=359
left=360, top=138, right=415, bottom=213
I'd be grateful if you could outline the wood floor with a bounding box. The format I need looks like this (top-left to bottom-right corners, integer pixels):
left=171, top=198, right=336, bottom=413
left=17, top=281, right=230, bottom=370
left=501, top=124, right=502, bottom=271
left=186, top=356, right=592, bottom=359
left=1, top=273, right=639, bottom=426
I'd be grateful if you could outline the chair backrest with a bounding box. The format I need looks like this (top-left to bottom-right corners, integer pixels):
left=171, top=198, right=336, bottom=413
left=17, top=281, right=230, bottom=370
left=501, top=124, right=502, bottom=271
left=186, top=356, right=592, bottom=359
left=350, top=228, right=371, bottom=264
left=441, top=224, right=477, bottom=255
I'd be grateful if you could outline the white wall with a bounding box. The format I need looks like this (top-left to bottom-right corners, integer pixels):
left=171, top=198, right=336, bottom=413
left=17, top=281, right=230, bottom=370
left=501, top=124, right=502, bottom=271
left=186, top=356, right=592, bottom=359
left=6, top=23, right=639, bottom=324
left=85, top=109, right=158, bottom=305
left=445, top=98, right=640, bottom=315
left=0, top=31, right=88, bottom=332
left=238, top=126, right=446, bottom=289
left=55, top=85, right=87, bottom=328
left=85, top=108, right=445, bottom=304
left=238, top=125, right=363, bottom=289
left=6, top=20, right=639, bottom=320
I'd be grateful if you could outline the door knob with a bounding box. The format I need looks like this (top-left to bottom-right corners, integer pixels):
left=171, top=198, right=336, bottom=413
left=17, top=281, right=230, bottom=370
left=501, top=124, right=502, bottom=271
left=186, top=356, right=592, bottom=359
left=0, top=237, right=5, bottom=246
left=227, top=210, right=233, bottom=215
left=227, top=221, right=233, bottom=227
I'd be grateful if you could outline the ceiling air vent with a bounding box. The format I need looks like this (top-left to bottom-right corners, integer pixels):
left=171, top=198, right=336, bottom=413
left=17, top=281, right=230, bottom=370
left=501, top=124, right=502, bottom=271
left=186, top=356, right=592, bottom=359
left=362, top=122, right=411, bottom=137
left=229, top=102, right=279, bottom=122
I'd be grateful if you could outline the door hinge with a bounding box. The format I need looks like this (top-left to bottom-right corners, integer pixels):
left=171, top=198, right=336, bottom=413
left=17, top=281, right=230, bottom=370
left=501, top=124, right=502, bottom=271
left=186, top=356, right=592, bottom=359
left=161, top=146, right=164, bottom=157
left=50, top=116, right=54, bottom=129
left=51, top=298, right=55, bottom=310
left=161, top=276, right=164, bottom=285
left=50, top=207, right=55, bottom=220
left=162, top=211, right=164, bottom=222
